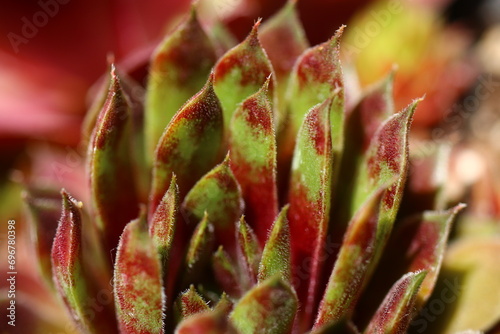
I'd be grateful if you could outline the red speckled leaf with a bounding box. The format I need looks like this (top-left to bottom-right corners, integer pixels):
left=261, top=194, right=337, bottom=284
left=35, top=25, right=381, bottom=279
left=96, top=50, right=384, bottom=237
left=285, top=26, right=344, bottom=145
left=145, top=7, right=217, bottom=161
left=182, top=155, right=244, bottom=252
left=183, top=212, right=215, bottom=286
left=52, top=190, right=116, bottom=333
left=236, top=216, right=262, bottom=289
left=23, top=188, right=61, bottom=289
left=229, top=275, right=298, bottom=334
left=213, top=20, right=276, bottom=131
left=287, top=98, right=333, bottom=326
left=259, top=0, right=309, bottom=81
left=151, top=74, right=223, bottom=214
left=89, top=66, right=139, bottom=255
left=258, top=205, right=291, bottom=283
left=213, top=245, right=242, bottom=298
left=114, top=210, right=165, bottom=334
left=174, top=285, right=210, bottom=322
left=315, top=188, right=385, bottom=328
left=229, top=79, right=278, bottom=245
left=175, top=309, right=237, bottom=334
left=364, top=271, right=427, bottom=334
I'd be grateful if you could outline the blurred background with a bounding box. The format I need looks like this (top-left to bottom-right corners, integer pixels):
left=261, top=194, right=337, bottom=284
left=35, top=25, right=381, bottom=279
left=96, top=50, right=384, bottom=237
left=1, top=0, right=500, bottom=332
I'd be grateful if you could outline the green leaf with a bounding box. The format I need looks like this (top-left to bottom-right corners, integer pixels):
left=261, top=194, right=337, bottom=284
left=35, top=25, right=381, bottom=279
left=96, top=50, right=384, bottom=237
left=229, top=79, right=279, bottom=245
left=214, top=20, right=276, bottom=131
left=287, top=97, right=333, bottom=325
left=214, top=292, right=234, bottom=315
left=88, top=66, right=139, bottom=254
left=315, top=187, right=385, bottom=328
left=229, top=275, right=298, bottom=334
left=174, top=285, right=210, bottom=322
left=151, top=74, right=223, bottom=214
left=212, top=245, right=242, bottom=298
left=52, top=190, right=116, bottom=333
left=364, top=271, right=427, bottom=334
left=236, top=216, right=262, bottom=288
left=182, top=155, right=244, bottom=251
left=258, top=205, right=291, bottom=283
left=114, top=210, right=165, bottom=333
left=175, top=309, right=237, bottom=334
left=145, top=7, right=217, bottom=162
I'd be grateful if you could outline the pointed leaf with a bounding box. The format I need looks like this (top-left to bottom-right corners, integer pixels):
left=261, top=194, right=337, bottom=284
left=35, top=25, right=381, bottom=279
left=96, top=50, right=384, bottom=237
left=229, top=275, right=298, bottom=334
left=288, top=98, right=333, bottom=324
left=23, top=188, right=61, bottom=289
left=259, top=0, right=309, bottom=80
left=364, top=271, right=427, bottom=334
left=182, top=156, right=244, bottom=251
left=258, top=205, right=291, bottom=282
left=145, top=7, right=217, bottom=160
left=229, top=79, right=279, bottom=245
left=52, top=190, right=116, bottom=333
left=315, top=188, right=385, bottom=328
left=89, top=66, right=139, bottom=253
left=236, top=216, right=261, bottom=288
left=214, top=292, right=234, bottom=315
left=174, top=285, right=210, bottom=321
left=175, top=309, right=237, bottom=334
left=213, top=245, right=242, bottom=298
left=183, top=212, right=215, bottom=284
left=285, top=27, right=344, bottom=143
left=214, top=20, right=276, bottom=130
left=151, top=74, right=223, bottom=214
left=114, top=210, right=165, bottom=334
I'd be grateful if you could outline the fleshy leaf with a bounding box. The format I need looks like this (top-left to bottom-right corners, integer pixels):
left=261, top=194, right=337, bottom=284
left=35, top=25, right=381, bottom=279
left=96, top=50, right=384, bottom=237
left=175, top=309, right=236, bottom=334
left=236, top=216, right=262, bottom=288
left=364, top=271, right=427, bottom=334
left=145, top=7, right=217, bottom=161
left=183, top=212, right=215, bottom=285
left=229, top=275, right=298, bottom=334
left=89, top=66, right=139, bottom=254
left=174, top=285, right=210, bottom=322
left=114, top=210, right=165, bottom=334
left=287, top=97, right=333, bottom=325
left=213, top=20, right=276, bottom=131
left=182, top=155, right=244, bottom=251
left=23, top=188, right=61, bottom=289
left=258, top=205, right=291, bottom=282
left=52, top=190, right=116, bottom=333
left=315, top=188, right=385, bottom=328
left=259, top=0, right=309, bottom=80
left=213, top=245, right=242, bottom=298
left=151, top=74, right=223, bottom=214
left=214, top=292, right=234, bottom=315
left=229, top=79, right=279, bottom=245
left=285, top=26, right=344, bottom=145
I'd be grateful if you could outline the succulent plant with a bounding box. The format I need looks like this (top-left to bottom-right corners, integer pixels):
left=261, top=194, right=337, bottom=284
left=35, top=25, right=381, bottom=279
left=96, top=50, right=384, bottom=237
left=23, top=1, right=484, bottom=334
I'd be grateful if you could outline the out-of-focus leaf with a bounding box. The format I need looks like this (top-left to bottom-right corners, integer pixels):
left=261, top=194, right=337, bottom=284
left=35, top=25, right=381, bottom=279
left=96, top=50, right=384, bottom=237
left=213, top=20, right=276, bottom=131
left=236, top=216, right=261, bottom=289
left=287, top=97, right=333, bottom=326
left=258, top=205, right=291, bottom=283
left=364, top=271, right=427, bottom=334
left=151, top=74, right=223, bottom=214
left=114, top=210, right=165, bottom=334
left=315, top=188, right=385, bottom=328
left=182, top=155, right=243, bottom=251
left=145, top=7, right=217, bottom=161
left=214, top=292, right=234, bottom=315
left=52, top=190, right=116, bottom=333
left=229, top=275, right=298, bottom=334
left=88, top=66, right=139, bottom=255
left=212, top=245, right=242, bottom=298
left=174, top=285, right=210, bottom=322
left=229, top=79, right=278, bottom=245
left=175, top=309, right=237, bottom=334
